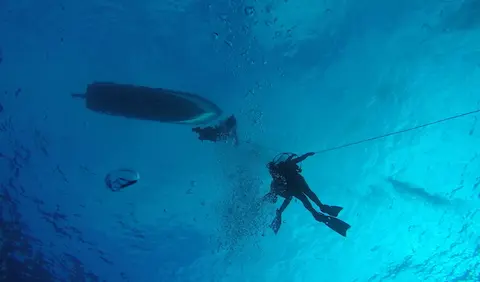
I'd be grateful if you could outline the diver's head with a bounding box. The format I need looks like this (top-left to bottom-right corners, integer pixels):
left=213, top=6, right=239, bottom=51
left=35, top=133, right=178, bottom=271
left=267, top=161, right=278, bottom=176
left=267, top=161, right=274, bottom=170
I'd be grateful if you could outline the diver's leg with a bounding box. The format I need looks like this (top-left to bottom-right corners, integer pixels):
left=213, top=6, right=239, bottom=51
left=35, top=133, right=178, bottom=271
left=302, top=182, right=343, bottom=217
left=295, top=193, right=322, bottom=221
left=296, top=193, right=350, bottom=236
left=298, top=177, right=324, bottom=208
left=303, top=186, right=324, bottom=208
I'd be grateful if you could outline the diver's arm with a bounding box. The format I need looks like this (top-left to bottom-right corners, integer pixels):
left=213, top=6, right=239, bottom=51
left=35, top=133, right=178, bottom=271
left=277, top=196, right=292, bottom=214
left=291, top=152, right=315, bottom=163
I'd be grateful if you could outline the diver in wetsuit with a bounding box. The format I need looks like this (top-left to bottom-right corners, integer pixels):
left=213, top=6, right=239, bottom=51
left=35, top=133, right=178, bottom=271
left=192, top=115, right=239, bottom=146
left=263, top=152, right=351, bottom=237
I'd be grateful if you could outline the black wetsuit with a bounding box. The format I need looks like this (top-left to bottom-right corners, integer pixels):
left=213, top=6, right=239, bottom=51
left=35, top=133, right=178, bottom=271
left=268, top=153, right=325, bottom=220
left=265, top=152, right=351, bottom=237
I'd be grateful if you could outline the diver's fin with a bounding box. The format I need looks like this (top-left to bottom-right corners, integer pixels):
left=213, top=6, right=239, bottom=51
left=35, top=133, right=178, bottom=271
left=270, top=213, right=282, bottom=234
left=71, top=93, right=86, bottom=99
left=324, top=216, right=350, bottom=237
left=320, top=205, right=343, bottom=217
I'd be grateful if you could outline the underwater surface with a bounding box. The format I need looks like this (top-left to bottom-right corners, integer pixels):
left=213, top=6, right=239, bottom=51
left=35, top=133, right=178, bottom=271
left=1, top=0, right=480, bottom=281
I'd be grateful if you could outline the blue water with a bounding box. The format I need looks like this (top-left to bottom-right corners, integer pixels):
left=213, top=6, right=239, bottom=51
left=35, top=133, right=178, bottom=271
left=1, top=0, right=480, bottom=281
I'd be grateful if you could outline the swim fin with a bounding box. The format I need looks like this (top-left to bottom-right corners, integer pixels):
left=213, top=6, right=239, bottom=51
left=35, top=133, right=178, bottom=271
left=315, top=213, right=350, bottom=237
left=320, top=205, right=343, bottom=217
left=324, top=216, right=350, bottom=237
left=270, top=213, right=282, bottom=234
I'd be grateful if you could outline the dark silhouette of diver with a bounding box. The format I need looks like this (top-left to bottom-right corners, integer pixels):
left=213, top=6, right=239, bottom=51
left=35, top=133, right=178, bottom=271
left=192, top=115, right=239, bottom=146
left=263, top=152, right=351, bottom=237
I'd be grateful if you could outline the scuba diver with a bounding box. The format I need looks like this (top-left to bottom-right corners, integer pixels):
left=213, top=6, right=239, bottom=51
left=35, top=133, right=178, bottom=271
left=263, top=152, right=351, bottom=237
left=192, top=115, right=239, bottom=146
